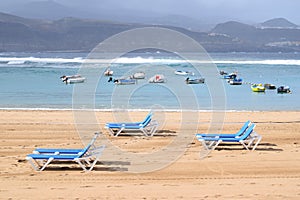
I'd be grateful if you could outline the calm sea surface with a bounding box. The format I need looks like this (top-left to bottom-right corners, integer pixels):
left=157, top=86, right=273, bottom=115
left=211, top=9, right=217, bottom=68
left=0, top=52, right=299, bottom=111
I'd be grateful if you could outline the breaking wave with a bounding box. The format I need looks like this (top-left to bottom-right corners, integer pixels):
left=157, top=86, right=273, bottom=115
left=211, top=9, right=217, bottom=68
left=0, top=56, right=300, bottom=67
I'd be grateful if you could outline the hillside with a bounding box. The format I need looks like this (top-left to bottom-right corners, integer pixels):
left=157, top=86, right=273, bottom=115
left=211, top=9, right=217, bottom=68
left=260, top=18, right=298, bottom=28
left=0, top=12, right=300, bottom=52
left=211, top=20, right=300, bottom=51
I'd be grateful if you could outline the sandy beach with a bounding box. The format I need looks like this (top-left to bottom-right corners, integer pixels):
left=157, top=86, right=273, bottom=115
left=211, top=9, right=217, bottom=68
left=0, top=110, right=299, bottom=199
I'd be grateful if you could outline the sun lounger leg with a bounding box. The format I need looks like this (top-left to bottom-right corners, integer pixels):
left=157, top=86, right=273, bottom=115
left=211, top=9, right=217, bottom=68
left=76, top=160, right=88, bottom=171
left=88, top=145, right=105, bottom=171
left=199, top=139, right=209, bottom=150
left=149, top=124, right=158, bottom=137
left=199, top=139, right=221, bottom=151
left=26, top=157, right=41, bottom=171
left=240, top=141, right=250, bottom=150
left=114, top=127, right=124, bottom=137
left=141, top=128, right=150, bottom=137
left=107, top=128, right=116, bottom=136
left=210, top=140, right=221, bottom=151
left=40, top=157, right=54, bottom=171
left=251, top=135, right=262, bottom=151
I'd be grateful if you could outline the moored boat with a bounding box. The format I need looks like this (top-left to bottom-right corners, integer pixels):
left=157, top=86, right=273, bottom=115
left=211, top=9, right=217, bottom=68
left=185, top=77, right=205, bottom=84
left=149, top=74, right=165, bottom=83
left=219, top=70, right=228, bottom=75
left=104, top=68, right=113, bottom=76
left=174, top=70, right=194, bottom=76
left=251, top=84, right=265, bottom=92
left=114, top=78, right=136, bottom=85
left=61, top=74, right=85, bottom=84
left=264, top=83, right=276, bottom=89
left=130, top=72, right=145, bottom=79
left=223, top=73, right=237, bottom=79
left=64, top=77, right=86, bottom=84
left=229, top=78, right=243, bottom=85
left=277, top=85, right=291, bottom=94
left=60, top=74, right=81, bottom=80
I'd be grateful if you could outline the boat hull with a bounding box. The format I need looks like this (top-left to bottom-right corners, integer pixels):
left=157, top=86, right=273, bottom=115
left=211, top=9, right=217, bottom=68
left=186, top=78, right=205, bottom=84
left=264, top=84, right=276, bottom=89
left=251, top=84, right=265, bottom=92
left=114, top=79, right=136, bottom=85
left=66, top=77, right=86, bottom=84
left=131, top=72, right=145, bottom=79
left=149, top=75, right=165, bottom=83
left=229, top=78, right=242, bottom=85
left=174, top=70, right=194, bottom=76
left=277, top=86, right=291, bottom=94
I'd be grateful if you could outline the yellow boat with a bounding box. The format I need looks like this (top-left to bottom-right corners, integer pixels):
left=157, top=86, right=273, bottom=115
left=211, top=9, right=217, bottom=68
left=251, top=84, right=265, bottom=92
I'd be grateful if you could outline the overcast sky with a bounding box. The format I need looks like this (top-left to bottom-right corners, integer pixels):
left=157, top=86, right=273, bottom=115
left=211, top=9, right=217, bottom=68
left=0, top=0, right=299, bottom=24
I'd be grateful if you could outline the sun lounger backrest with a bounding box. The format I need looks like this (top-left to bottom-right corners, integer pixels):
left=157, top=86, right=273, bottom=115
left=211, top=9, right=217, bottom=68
left=239, top=124, right=255, bottom=140
left=141, top=112, right=153, bottom=124
left=236, top=120, right=251, bottom=135
left=142, top=114, right=153, bottom=127
left=77, top=143, right=92, bottom=157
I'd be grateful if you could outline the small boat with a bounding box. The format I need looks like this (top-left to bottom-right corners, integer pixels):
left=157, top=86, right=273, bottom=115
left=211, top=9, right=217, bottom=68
left=60, top=74, right=81, bottom=81
left=149, top=74, right=165, bottom=83
left=130, top=72, right=145, bottom=79
left=104, top=68, right=113, bottom=76
left=185, top=77, right=205, bottom=84
left=114, top=78, right=136, bottom=85
left=264, top=83, right=276, bottom=90
left=251, top=84, right=265, bottom=92
left=219, top=70, right=228, bottom=75
left=61, top=74, right=85, bottom=84
left=229, top=78, right=243, bottom=85
left=174, top=70, right=194, bottom=76
left=64, top=77, right=86, bottom=84
left=223, top=73, right=237, bottom=79
left=277, top=85, right=291, bottom=94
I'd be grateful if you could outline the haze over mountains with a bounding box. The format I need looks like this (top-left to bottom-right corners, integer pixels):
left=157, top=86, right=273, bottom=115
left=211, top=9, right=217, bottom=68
left=0, top=0, right=299, bottom=52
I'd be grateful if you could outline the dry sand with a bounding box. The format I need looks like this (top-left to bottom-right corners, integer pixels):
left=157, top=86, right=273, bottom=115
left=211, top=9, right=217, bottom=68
left=0, top=110, right=299, bottom=199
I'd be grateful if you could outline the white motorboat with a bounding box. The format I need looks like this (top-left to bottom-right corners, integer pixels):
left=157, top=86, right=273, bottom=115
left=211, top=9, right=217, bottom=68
left=174, top=70, right=194, bottom=76
left=61, top=74, right=86, bottom=84
left=149, top=74, right=165, bottom=83
left=104, top=68, right=113, bottom=76
left=64, top=77, right=86, bottom=84
left=60, top=74, right=81, bottom=80
left=130, top=72, right=145, bottom=79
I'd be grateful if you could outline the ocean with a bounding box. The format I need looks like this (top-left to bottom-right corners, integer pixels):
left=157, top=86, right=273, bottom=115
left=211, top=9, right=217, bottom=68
left=0, top=52, right=299, bottom=111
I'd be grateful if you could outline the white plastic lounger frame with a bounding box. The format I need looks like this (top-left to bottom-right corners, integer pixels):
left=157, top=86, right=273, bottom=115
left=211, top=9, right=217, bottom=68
left=105, top=113, right=159, bottom=137
left=197, top=124, right=262, bottom=151
left=33, top=132, right=101, bottom=155
left=26, top=145, right=105, bottom=171
left=107, top=120, right=159, bottom=137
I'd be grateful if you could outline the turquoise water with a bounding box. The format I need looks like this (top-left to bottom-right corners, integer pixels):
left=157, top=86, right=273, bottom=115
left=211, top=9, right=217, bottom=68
left=0, top=52, right=299, bottom=111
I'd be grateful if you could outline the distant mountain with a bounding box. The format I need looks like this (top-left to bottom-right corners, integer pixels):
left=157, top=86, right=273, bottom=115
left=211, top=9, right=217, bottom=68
left=260, top=18, right=298, bottom=28
left=149, top=15, right=214, bottom=32
left=211, top=20, right=300, bottom=51
left=212, top=21, right=256, bottom=39
left=11, top=0, right=76, bottom=20
left=0, top=12, right=41, bottom=25
left=10, top=0, right=214, bottom=32
left=1, top=12, right=300, bottom=52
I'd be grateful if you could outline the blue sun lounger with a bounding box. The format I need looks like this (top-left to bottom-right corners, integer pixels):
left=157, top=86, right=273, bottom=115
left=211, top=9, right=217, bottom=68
left=196, top=120, right=251, bottom=138
left=26, top=133, right=105, bottom=171
left=196, top=124, right=262, bottom=151
left=105, top=112, right=158, bottom=137
left=33, top=132, right=100, bottom=155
